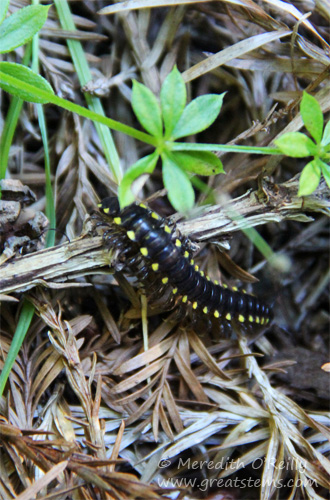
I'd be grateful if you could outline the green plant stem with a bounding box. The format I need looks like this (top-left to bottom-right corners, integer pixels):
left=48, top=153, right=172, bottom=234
left=0, top=300, right=35, bottom=397
left=169, top=142, right=281, bottom=155
left=241, top=226, right=275, bottom=261
left=54, top=0, right=122, bottom=182
left=0, top=45, right=32, bottom=180
left=0, top=70, right=157, bottom=146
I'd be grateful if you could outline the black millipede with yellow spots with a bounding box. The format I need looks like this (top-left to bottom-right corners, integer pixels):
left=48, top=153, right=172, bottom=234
left=98, top=197, right=272, bottom=326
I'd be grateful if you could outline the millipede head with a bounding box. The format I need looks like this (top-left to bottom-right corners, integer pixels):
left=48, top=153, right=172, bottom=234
left=98, top=197, right=120, bottom=217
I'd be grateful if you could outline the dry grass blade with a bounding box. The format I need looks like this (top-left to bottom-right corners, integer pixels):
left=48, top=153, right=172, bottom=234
left=113, top=337, right=174, bottom=375
left=125, top=389, right=160, bottom=426
left=15, top=461, right=68, bottom=500
left=183, top=30, right=291, bottom=82
left=163, top=380, right=184, bottom=434
left=110, top=359, right=166, bottom=394
left=164, top=418, right=231, bottom=460
left=99, top=0, right=212, bottom=15
left=262, top=0, right=328, bottom=43
left=187, top=330, right=231, bottom=379
left=261, top=425, right=281, bottom=500
left=174, top=350, right=210, bottom=403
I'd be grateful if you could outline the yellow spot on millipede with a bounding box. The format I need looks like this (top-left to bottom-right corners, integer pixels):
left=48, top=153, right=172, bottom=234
left=223, top=283, right=228, bottom=288
left=139, top=203, right=147, bottom=209
left=162, top=277, right=168, bottom=284
left=214, top=280, right=219, bottom=285
left=232, top=286, right=238, bottom=291
left=127, top=230, right=135, bottom=241
left=238, top=314, right=245, bottom=323
left=192, top=302, right=198, bottom=309
left=184, top=251, right=189, bottom=258
left=104, top=208, right=110, bottom=214
left=225, top=313, right=231, bottom=321
left=97, top=203, right=102, bottom=208
left=152, top=263, right=159, bottom=271
left=190, top=259, right=194, bottom=265
left=200, top=270, right=204, bottom=277
left=151, top=212, right=160, bottom=220
left=194, top=265, right=199, bottom=271
left=249, top=315, right=254, bottom=322
left=164, top=225, right=171, bottom=234
left=203, top=306, right=208, bottom=314
left=175, top=239, right=182, bottom=247
left=113, top=217, right=121, bottom=224
left=182, top=295, right=188, bottom=303
left=172, top=288, right=178, bottom=294
left=214, top=310, right=220, bottom=318
left=261, top=317, right=265, bottom=325
left=255, top=316, right=260, bottom=324
left=140, top=247, right=148, bottom=257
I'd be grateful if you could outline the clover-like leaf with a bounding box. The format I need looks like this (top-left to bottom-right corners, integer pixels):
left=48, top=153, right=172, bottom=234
left=298, top=160, right=321, bottom=196
left=300, top=92, right=323, bottom=145
left=0, top=63, right=54, bottom=103
left=160, top=66, right=186, bottom=138
left=0, top=4, right=50, bottom=54
left=162, top=154, right=195, bottom=212
left=275, top=132, right=317, bottom=157
left=131, top=80, right=162, bottom=137
left=172, top=151, right=224, bottom=176
left=118, top=151, right=159, bottom=208
left=172, top=93, right=225, bottom=140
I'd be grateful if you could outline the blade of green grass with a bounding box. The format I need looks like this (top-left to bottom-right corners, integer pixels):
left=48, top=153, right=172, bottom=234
left=31, top=5, right=56, bottom=246
left=36, top=103, right=56, bottom=247
left=0, top=44, right=32, bottom=180
left=0, top=300, right=35, bottom=397
left=54, top=0, right=122, bottom=183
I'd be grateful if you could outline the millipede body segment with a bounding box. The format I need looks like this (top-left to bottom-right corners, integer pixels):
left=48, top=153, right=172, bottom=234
left=98, top=197, right=272, bottom=326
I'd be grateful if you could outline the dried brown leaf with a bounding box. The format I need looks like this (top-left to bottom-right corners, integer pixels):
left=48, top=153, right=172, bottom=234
left=174, top=351, right=209, bottom=403
left=110, top=359, right=166, bottom=394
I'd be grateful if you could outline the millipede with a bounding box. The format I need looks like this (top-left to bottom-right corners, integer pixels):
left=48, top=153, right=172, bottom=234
left=97, top=197, right=272, bottom=326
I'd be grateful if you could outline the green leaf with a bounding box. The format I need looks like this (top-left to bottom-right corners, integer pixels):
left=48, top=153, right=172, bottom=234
left=0, top=300, right=35, bottom=397
left=320, top=160, right=330, bottom=189
left=131, top=80, right=163, bottom=137
left=172, top=92, right=225, bottom=140
left=172, top=151, right=224, bottom=176
left=300, top=92, right=323, bottom=144
left=0, top=62, right=54, bottom=103
left=321, top=120, right=330, bottom=146
left=298, top=160, right=321, bottom=196
left=275, top=132, right=317, bottom=157
left=0, top=4, right=50, bottom=54
left=162, top=154, right=195, bottom=212
left=0, top=0, right=10, bottom=25
left=160, top=66, right=186, bottom=138
left=118, top=151, right=159, bottom=208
